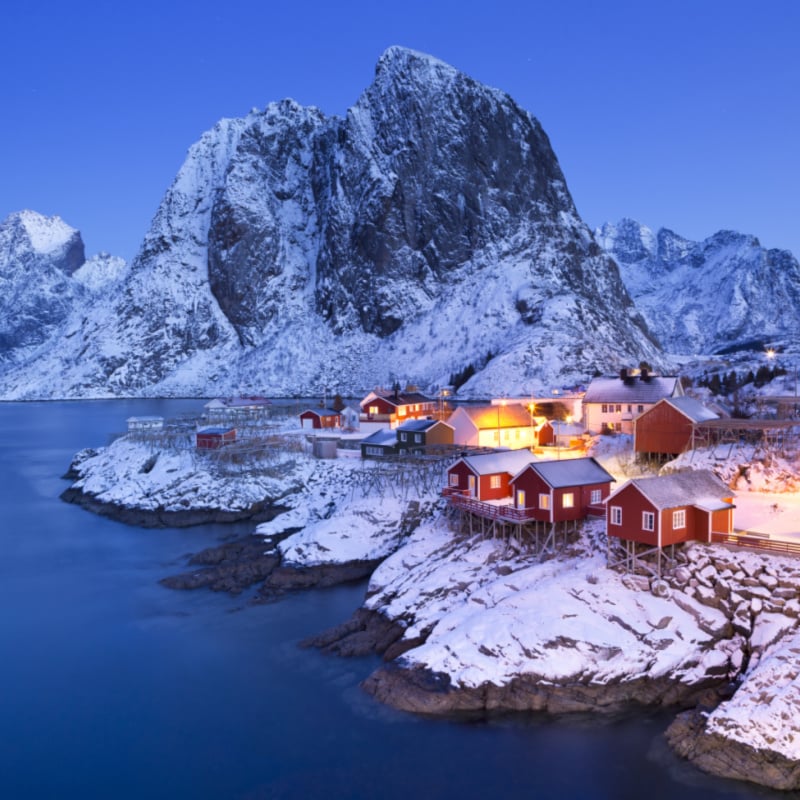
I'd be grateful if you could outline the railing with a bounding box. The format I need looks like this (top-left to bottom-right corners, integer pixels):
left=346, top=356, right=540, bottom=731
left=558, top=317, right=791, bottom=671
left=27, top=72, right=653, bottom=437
left=444, top=492, right=538, bottom=522
left=712, top=532, right=800, bottom=557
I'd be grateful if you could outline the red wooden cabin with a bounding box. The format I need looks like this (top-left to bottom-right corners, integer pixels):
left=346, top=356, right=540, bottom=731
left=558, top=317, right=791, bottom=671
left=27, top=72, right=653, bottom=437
left=300, top=408, right=342, bottom=430
left=360, top=389, right=435, bottom=423
left=444, top=450, right=534, bottom=502
left=196, top=426, right=236, bottom=450
left=606, top=470, right=734, bottom=547
left=634, top=396, right=719, bottom=459
left=509, top=457, right=614, bottom=523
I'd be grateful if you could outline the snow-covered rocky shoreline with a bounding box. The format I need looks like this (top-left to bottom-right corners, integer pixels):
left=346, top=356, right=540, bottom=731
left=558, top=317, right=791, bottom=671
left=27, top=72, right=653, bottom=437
left=63, top=434, right=800, bottom=791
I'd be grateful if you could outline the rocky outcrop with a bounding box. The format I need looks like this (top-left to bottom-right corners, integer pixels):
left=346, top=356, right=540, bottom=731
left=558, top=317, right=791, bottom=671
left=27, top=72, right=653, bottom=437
left=363, top=662, right=732, bottom=717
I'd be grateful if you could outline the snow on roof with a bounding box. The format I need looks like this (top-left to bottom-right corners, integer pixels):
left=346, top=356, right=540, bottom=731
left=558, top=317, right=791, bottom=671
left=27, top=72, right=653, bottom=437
left=197, top=426, right=235, bottom=435
left=546, top=420, right=584, bottom=435
left=456, top=448, right=534, bottom=476
left=517, top=457, right=614, bottom=488
left=363, top=389, right=433, bottom=407
left=609, top=470, right=734, bottom=510
left=302, top=408, right=341, bottom=417
left=396, top=418, right=453, bottom=432
left=661, top=395, right=719, bottom=423
left=450, top=404, right=534, bottom=429
left=583, top=375, right=680, bottom=404
left=361, top=428, right=397, bottom=446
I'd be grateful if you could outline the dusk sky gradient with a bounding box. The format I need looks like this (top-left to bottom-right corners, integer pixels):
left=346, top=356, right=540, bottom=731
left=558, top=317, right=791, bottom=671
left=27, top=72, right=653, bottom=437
left=3, top=0, right=799, bottom=263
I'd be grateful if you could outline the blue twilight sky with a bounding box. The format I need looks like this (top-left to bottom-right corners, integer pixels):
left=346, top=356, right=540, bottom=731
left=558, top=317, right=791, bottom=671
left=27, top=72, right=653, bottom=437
left=2, top=0, right=798, bottom=263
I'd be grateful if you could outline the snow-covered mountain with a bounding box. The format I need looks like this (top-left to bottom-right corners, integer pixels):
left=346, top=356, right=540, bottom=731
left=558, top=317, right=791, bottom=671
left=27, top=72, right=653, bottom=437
left=0, top=211, right=125, bottom=365
left=597, top=218, right=800, bottom=356
left=0, top=48, right=668, bottom=399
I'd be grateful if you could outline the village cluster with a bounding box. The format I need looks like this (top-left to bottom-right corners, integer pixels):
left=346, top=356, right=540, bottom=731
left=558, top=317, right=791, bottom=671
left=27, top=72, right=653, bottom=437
left=127, top=367, right=800, bottom=576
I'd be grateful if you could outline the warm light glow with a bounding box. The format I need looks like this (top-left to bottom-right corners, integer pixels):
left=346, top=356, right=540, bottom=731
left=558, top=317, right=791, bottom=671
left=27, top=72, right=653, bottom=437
left=766, top=348, right=776, bottom=360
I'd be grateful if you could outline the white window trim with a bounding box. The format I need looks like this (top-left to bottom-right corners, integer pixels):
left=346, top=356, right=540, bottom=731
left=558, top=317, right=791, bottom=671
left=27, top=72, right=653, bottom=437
left=490, top=475, right=502, bottom=489
left=539, top=493, right=550, bottom=510
left=590, top=489, right=602, bottom=504
left=642, top=511, right=655, bottom=531
left=673, top=509, right=686, bottom=529
left=610, top=506, right=622, bottom=525
left=449, top=474, right=459, bottom=487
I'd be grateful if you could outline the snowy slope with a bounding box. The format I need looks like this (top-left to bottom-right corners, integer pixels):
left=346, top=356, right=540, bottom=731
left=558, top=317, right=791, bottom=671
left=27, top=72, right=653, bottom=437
left=0, top=48, right=664, bottom=399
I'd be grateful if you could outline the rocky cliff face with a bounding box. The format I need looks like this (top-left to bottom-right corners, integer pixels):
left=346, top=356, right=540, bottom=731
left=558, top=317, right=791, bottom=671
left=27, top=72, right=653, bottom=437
left=0, top=211, right=85, bottom=355
left=597, top=218, right=800, bottom=356
left=0, top=48, right=664, bottom=399
left=0, top=211, right=125, bottom=366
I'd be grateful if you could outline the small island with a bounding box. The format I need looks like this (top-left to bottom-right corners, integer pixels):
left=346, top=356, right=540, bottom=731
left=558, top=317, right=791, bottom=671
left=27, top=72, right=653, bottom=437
left=61, top=385, right=800, bottom=792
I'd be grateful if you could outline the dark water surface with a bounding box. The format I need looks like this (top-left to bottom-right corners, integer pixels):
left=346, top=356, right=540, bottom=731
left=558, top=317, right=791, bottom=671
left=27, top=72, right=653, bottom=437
left=0, top=401, right=778, bottom=799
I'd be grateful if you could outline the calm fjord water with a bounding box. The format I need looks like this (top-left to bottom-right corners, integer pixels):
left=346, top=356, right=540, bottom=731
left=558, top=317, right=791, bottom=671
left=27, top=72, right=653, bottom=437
left=0, top=401, right=767, bottom=799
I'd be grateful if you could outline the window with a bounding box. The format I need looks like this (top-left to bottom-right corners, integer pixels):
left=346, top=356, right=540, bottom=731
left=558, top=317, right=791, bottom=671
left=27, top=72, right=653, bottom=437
left=490, top=475, right=502, bottom=489
left=539, top=493, right=550, bottom=510
left=627, top=404, right=632, bottom=413
left=414, top=434, right=422, bottom=443
left=369, top=405, right=379, bottom=415
left=642, top=511, right=655, bottom=531
left=610, top=506, right=622, bottom=525
left=637, top=405, right=644, bottom=413
left=562, top=492, right=575, bottom=509
left=590, top=489, right=602, bottom=504
left=365, top=446, right=383, bottom=456
left=400, top=433, right=407, bottom=442
left=601, top=404, right=608, bottom=413
left=673, top=509, right=686, bottom=529
left=449, top=474, right=459, bottom=487
left=614, top=423, right=622, bottom=432
left=615, top=404, right=622, bottom=413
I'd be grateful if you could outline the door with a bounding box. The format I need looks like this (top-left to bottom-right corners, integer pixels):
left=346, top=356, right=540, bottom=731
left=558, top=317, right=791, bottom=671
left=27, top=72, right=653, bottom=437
left=516, top=490, right=526, bottom=509
left=468, top=475, right=476, bottom=498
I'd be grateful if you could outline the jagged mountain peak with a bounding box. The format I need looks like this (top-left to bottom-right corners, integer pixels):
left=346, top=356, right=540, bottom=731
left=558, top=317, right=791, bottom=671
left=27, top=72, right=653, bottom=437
left=0, top=53, right=665, bottom=399
left=1, top=210, right=85, bottom=273
left=599, top=218, right=800, bottom=356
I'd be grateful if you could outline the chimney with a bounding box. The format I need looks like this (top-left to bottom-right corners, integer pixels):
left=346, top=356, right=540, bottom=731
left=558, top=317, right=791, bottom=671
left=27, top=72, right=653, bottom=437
left=640, top=367, right=651, bottom=382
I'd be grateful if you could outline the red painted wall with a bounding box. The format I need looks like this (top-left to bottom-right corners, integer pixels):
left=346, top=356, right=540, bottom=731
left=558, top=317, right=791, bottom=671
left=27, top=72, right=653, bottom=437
left=634, top=402, right=692, bottom=455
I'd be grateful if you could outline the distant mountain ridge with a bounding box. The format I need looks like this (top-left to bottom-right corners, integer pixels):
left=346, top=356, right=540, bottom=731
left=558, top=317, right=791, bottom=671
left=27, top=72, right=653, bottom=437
left=4, top=48, right=790, bottom=400
left=596, top=218, right=800, bottom=356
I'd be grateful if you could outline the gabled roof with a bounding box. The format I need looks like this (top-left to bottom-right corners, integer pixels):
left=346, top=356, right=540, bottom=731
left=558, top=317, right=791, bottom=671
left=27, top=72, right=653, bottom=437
left=513, top=457, right=614, bottom=488
left=452, top=448, right=534, bottom=477
left=197, top=426, right=235, bottom=435
left=449, top=404, right=534, bottom=430
left=607, top=470, right=734, bottom=510
left=396, top=418, right=454, bottom=433
left=583, top=376, right=681, bottom=404
left=362, top=389, right=433, bottom=408
left=658, top=395, right=719, bottom=423
left=361, top=429, right=398, bottom=446
left=301, top=408, right=341, bottom=417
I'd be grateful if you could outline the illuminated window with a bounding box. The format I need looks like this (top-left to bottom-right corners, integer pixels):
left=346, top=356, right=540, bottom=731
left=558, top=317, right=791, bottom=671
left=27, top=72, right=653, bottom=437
left=369, top=405, right=379, bottom=415
left=539, top=494, right=550, bottom=510
left=610, top=506, right=622, bottom=525
left=490, top=475, right=502, bottom=489
left=673, top=509, right=686, bottom=529
left=449, top=474, right=459, bottom=486
left=562, top=492, right=575, bottom=509
left=643, top=511, right=655, bottom=531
